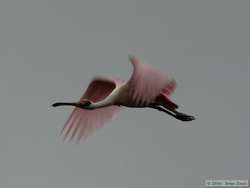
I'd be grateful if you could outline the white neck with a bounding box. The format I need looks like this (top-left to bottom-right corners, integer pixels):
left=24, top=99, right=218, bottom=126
left=87, top=99, right=112, bottom=109
left=84, top=85, right=122, bottom=109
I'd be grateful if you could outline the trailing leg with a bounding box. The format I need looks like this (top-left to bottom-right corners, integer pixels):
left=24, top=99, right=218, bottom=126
left=149, top=104, right=195, bottom=121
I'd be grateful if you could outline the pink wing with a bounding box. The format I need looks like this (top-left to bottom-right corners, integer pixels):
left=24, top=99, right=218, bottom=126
left=61, top=77, right=122, bottom=142
left=127, top=56, right=177, bottom=105
left=161, top=78, right=177, bottom=96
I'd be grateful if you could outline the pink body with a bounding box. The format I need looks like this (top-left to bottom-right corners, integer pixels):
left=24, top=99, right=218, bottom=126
left=61, top=56, right=178, bottom=141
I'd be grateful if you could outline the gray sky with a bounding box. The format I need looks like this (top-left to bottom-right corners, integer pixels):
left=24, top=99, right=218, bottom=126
left=0, top=0, right=249, bottom=187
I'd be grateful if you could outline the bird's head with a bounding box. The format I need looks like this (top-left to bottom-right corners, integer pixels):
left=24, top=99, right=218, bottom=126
left=79, top=99, right=92, bottom=108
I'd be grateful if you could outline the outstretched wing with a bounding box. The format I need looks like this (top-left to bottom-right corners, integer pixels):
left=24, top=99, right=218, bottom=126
left=161, top=78, right=177, bottom=96
left=127, top=56, right=177, bottom=105
left=61, top=77, right=122, bottom=142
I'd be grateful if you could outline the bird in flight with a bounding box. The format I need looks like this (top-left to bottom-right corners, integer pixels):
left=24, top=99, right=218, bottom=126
left=52, top=55, right=195, bottom=142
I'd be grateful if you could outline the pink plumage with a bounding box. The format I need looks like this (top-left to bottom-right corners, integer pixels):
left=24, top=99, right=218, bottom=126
left=53, top=55, right=195, bottom=142
left=127, top=56, right=176, bottom=106
left=61, top=77, right=122, bottom=141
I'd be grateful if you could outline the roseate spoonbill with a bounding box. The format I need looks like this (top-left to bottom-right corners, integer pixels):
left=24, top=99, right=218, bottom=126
left=52, top=56, right=195, bottom=141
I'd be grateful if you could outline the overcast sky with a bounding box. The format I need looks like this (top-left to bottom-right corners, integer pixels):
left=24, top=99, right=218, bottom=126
left=0, top=0, right=249, bottom=188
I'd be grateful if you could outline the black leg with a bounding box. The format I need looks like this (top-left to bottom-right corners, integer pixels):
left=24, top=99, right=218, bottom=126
left=149, top=104, right=176, bottom=117
left=149, top=104, right=195, bottom=121
left=173, top=111, right=195, bottom=121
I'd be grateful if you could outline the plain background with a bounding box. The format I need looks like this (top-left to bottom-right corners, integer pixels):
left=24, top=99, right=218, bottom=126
left=0, top=0, right=249, bottom=187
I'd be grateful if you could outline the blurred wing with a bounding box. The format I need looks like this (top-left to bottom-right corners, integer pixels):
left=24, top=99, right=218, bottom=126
left=161, top=78, right=177, bottom=96
left=61, top=77, right=122, bottom=142
left=127, top=56, right=177, bottom=105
